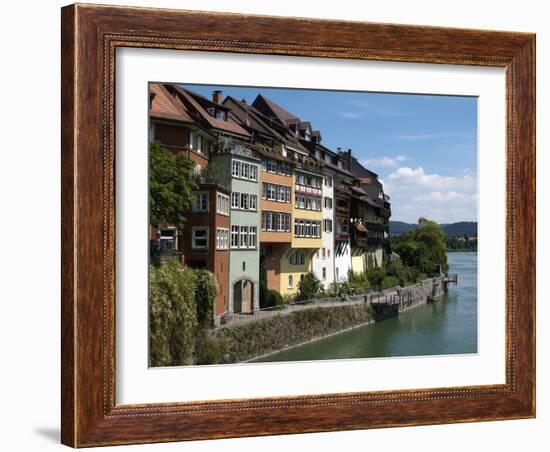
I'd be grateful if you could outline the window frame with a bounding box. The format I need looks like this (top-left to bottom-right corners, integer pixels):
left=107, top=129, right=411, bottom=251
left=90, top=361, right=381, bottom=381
left=191, top=227, right=209, bottom=250
left=192, top=192, right=209, bottom=212
left=216, top=192, right=230, bottom=216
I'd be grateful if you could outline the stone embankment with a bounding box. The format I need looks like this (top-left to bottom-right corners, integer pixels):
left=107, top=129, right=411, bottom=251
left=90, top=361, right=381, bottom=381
left=369, top=276, right=447, bottom=320
left=206, top=276, right=450, bottom=364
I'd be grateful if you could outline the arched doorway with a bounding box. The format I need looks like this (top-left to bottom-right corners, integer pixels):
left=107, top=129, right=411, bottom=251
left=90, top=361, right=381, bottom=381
left=233, top=279, right=254, bottom=313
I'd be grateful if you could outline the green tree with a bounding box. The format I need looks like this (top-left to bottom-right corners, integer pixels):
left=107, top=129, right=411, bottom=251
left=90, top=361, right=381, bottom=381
left=149, top=141, right=198, bottom=230
left=297, top=272, right=321, bottom=301
left=393, top=218, right=448, bottom=275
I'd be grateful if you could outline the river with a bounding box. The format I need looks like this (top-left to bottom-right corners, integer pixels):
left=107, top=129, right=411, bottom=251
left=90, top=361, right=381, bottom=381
left=254, top=252, right=478, bottom=363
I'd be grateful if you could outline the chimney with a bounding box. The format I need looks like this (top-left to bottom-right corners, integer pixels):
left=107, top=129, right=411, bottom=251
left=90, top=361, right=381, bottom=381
left=347, top=149, right=352, bottom=171
left=212, top=90, right=222, bottom=104
left=241, top=98, right=247, bottom=104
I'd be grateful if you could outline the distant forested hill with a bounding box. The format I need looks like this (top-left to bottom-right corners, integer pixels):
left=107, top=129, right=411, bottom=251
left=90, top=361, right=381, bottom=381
left=389, top=221, right=419, bottom=235
left=390, top=221, right=477, bottom=237
left=441, top=222, right=477, bottom=237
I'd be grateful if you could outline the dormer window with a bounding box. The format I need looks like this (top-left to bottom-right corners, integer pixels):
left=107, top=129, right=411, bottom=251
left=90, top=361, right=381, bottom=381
left=207, top=107, right=227, bottom=121
left=215, top=110, right=227, bottom=121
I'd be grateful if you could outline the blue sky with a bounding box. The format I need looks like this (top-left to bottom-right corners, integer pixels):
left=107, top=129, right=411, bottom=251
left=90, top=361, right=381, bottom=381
left=182, top=83, right=478, bottom=224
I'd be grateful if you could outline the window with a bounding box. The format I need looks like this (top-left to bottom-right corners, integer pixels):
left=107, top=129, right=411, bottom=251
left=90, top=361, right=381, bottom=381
left=262, top=212, right=291, bottom=232
left=295, top=194, right=321, bottom=211
left=192, top=192, right=208, bottom=212
left=289, top=251, right=305, bottom=266
left=263, top=183, right=292, bottom=203
left=231, top=192, right=239, bottom=209
left=275, top=186, right=284, bottom=202
left=322, top=248, right=326, bottom=259
left=190, top=132, right=203, bottom=153
left=240, top=193, right=249, bottom=210
left=250, top=164, right=258, bottom=181
left=231, top=226, right=239, bottom=248
left=267, top=159, right=277, bottom=173
left=232, top=161, right=241, bottom=177
left=288, top=275, right=293, bottom=288
left=324, top=197, right=333, bottom=209
left=278, top=162, right=291, bottom=176
left=250, top=195, right=257, bottom=211
left=268, top=184, right=276, bottom=201
left=192, top=228, right=208, bottom=250
left=216, top=193, right=229, bottom=216
left=294, top=219, right=321, bottom=238
left=322, top=267, right=326, bottom=280
left=324, top=219, right=333, bottom=233
left=249, top=227, right=257, bottom=248
left=324, top=176, right=333, bottom=187
left=284, top=214, right=290, bottom=232
left=216, top=228, right=229, bottom=249
left=327, top=249, right=331, bottom=258
left=241, top=162, right=249, bottom=179
left=240, top=226, right=248, bottom=248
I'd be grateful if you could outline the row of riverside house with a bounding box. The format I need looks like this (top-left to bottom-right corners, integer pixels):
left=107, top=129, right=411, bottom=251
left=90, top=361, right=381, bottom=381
left=149, top=83, right=391, bottom=325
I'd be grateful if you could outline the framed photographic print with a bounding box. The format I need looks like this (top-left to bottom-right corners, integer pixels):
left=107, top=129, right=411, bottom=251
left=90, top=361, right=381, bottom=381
left=61, top=3, right=535, bottom=447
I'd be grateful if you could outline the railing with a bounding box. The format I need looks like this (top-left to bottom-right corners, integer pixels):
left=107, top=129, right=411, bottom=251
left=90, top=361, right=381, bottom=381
left=149, top=246, right=181, bottom=265
left=444, top=274, right=458, bottom=285
left=216, top=281, right=424, bottom=329
left=218, top=296, right=349, bottom=328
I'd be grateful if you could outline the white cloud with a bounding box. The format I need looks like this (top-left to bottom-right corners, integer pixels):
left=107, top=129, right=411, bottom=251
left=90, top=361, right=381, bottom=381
left=338, top=111, right=361, bottom=119
left=384, top=166, right=477, bottom=224
left=361, top=155, right=409, bottom=168
left=342, top=99, right=411, bottom=117
left=387, top=166, right=476, bottom=191
left=394, top=132, right=475, bottom=141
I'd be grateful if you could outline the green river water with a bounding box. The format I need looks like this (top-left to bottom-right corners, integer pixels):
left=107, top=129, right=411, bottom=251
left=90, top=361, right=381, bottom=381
left=254, top=252, right=478, bottom=363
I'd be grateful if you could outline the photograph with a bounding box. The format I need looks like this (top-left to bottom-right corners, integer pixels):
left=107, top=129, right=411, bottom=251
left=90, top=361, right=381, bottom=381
left=148, top=82, right=478, bottom=367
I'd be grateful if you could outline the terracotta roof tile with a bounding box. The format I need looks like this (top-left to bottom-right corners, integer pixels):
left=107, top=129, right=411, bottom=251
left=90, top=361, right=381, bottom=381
left=173, top=86, right=251, bottom=138
left=252, top=94, right=299, bottom=126
left=149, top=83, right=193, bottom=123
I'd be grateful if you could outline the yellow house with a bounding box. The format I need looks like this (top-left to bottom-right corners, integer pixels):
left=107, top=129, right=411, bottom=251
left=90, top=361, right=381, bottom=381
left=280, top=170, right=323, bottom=296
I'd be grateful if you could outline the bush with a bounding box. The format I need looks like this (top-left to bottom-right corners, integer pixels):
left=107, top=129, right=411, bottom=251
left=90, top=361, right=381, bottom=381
left=348, top=271, right=371, bottom=294
left=194, top=269, right=218, bottom=326
left=365, top=267, right=387, bottom=287
left=149, top=261, right=197, bottom=367
left=380, top=275, right=400, bottom=289
left=260, top=289, right=284, bottom=309
left=297, top=272, right=321, bottom=301
left=194, top=329, right=227, bottom=365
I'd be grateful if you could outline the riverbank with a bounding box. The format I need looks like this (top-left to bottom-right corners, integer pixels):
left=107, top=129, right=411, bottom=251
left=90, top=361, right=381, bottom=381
left=257, top=252, right=476, bottom=363
left=198, top=275, right=448, bottom=364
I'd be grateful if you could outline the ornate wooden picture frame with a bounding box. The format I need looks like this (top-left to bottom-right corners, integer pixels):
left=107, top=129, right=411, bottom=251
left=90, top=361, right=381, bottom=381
left=61, top=3, right=535, bottom=447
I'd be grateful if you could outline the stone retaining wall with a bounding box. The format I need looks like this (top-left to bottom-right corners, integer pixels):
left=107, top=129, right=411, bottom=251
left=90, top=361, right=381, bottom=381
left=371, top=276, right=446, bottom=320
left=199, top=276, right=447, bottom=364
